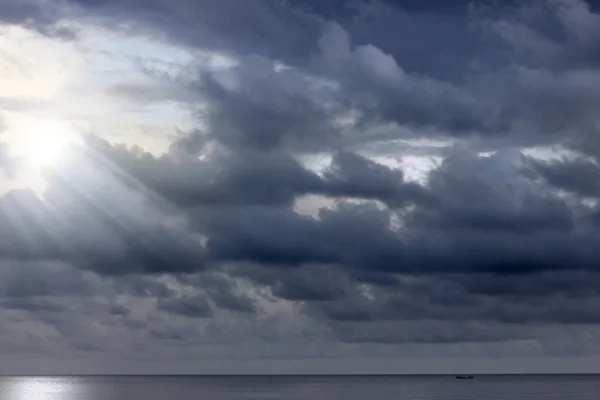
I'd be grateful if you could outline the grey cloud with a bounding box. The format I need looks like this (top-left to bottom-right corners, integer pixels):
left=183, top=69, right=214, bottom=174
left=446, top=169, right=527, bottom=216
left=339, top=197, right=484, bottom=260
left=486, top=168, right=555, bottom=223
left=157, top=295, right=213, bottom=318
left=486, top=68, right=600, bottom=145
left=209, top=290, right=256, bottom=314
left=98, top=0, right=600, bottom=152
left=315, top=20, right=600, bottom=146
left=270, top=274, right=349, bottom=303
left=149, top=326, right=190, bottom=342
left=330, top=0, right=482, bottom=79
left=0, top=297, right=65, bottom=313
left=237, top=265, right=353, bottom=302
left=0, top=261, right=94, bottom=298
left=314, top=21, right=497, bottom=137
left=96, top=2, right=497, bottom=145
left=114, top=276, right=176, bottom=298
left=0, top=139, right=17, bottom=178
left=323, top=151, right=431, bottom=207
left=479, top=0, right=600, bottom=69
left=69, top=0, right=323, bottom=63
left=202, top=200, right=589, bottom=276
left=330, top=320, right=527, bottom=344
left=168, top=129, right=207, bottom=158
left=454, top=270, right=600, bottom=299
left=0, top=0, right=76, bottom=38
left=109, top=303, right=130, bottom=316
left=196, top=55, right=341, bottom=152
left=200, top=275, right=257, bottom=314
left=67, top=0, right=485, bottom=79
left=287, top=270, right=600, bottom=345
left=174, top=272, right=259, bottom=314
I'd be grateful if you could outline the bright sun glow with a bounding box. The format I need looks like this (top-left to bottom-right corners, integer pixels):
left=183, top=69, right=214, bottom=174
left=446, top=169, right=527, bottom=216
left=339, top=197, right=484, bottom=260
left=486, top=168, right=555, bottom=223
left=24, top=130, right=68, bottom=167
left=13, top=119, right=76, bottom=169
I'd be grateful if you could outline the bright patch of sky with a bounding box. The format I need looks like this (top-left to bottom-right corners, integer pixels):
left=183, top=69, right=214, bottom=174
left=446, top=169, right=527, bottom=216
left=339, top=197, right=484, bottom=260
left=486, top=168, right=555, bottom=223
left=0, top=21, right=213, bottom=193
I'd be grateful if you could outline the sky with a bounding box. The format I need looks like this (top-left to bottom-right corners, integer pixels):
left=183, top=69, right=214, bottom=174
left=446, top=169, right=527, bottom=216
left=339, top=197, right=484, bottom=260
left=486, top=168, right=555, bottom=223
left=1, top=0, right=600, bottom=375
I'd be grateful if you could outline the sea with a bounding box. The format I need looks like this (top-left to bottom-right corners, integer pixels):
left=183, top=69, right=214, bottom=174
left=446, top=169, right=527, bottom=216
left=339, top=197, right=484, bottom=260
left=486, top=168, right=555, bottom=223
left=0, top=374, right=598, bottom=399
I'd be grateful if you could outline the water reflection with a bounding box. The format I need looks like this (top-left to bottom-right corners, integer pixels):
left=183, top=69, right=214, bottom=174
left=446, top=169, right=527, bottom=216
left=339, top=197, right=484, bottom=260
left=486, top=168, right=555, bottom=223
left=2, top=377, right=79, bottom=400
left=0, top=375, right=597, bottom=400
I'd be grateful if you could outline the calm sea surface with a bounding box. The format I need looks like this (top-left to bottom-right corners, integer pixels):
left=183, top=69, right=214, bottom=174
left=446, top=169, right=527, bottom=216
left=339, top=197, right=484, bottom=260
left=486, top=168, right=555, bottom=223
left=0, top=375, right=598, bottom=399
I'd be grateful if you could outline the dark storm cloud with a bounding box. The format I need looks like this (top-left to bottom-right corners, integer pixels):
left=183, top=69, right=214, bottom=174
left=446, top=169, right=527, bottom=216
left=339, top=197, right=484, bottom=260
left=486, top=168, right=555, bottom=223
left=530, top=157, right=600, bottom=197
left=193, top=148, right=598, bottom=278
left=201, top=202, right=594, bottom=276
left=406, top=150, right=575, bottom=233
left=200, top=206, right=335, bottom=266
left=86, top=134, right=427, bottom=209
left=89, top=134, right=323, bottom=207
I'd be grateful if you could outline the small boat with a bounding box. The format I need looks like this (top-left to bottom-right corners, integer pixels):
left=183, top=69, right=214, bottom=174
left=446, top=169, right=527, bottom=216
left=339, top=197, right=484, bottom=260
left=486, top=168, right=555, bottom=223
left=455, top=375, right=474, bottom=379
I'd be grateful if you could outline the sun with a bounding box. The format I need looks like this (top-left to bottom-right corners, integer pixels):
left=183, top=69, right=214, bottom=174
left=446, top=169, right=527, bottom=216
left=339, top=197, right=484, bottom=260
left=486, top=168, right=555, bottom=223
left=24, top=130, right=68, bottom=167
left=18, top=119, right=76, bottom=169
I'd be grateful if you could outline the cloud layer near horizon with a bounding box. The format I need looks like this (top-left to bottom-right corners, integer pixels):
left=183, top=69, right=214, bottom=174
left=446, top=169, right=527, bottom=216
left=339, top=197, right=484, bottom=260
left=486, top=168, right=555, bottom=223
left=2, top=0, right=600, bottom=373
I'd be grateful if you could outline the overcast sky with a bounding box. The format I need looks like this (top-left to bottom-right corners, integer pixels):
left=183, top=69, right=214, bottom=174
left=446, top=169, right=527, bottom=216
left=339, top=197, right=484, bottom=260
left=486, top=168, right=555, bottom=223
left=2, top=0, right=600, bottom=374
